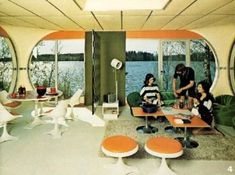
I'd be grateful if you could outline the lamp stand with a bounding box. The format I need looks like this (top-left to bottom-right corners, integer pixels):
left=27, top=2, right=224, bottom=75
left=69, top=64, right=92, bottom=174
left=114, top=68, right=118, bottom=102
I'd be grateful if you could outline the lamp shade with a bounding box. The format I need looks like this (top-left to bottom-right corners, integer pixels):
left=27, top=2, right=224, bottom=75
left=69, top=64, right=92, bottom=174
left=111, top=58, right=122, bottom=70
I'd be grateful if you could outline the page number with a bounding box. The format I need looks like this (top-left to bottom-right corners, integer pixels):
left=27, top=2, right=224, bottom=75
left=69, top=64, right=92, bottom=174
left=227, top=166, right=233, bottom=173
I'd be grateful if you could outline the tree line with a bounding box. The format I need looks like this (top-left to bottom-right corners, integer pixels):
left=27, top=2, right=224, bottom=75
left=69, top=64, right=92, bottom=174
left=125, top=51, right=215, bottom=61
left=1, top=51, right=214, bottom=62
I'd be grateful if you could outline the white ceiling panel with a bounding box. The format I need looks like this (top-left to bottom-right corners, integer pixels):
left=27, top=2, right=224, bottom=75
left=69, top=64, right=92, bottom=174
left=123, top=16, right=148, bottom=30
left=182, top=0, right=233, bottom=15
left=206, top=15, right=235, bottom=27
left=73, top=16, right=102, bottom=31
left=46, top=16, right=83, bottom=30
left=0, top=11, right=8, bottom=16
left=0, top=0, right=33, bottom=16
left=212, top=1, right=235, bottom=15
left=143, top=16, right=173, bottom=30
left=47, top=0, right=90, bottom=16
left=122, top=10, right=151, bottom=16
left=16, top=16, right=65, bottom=29
left=9, top=0, right=63, bottom=16
left=152, top=0, right=196, bottom=15
left=74, top=0, right=86, bottom=10
left=182, top=15, right=229, bottom=29
left=95, top=14, right=121, bottom=30
left=161, top=15, right=202, bottom=30
left=0, top=0, right=234, bottom=31
left=0, top=16, right=37, bottom=28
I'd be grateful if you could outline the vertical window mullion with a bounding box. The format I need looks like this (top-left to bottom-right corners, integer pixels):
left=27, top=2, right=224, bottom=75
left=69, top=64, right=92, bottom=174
left=55, top=40, right=58, bottom=90
left=158, top=40, right=163, bottom=89
left=186, top=40, right=190, bottom=66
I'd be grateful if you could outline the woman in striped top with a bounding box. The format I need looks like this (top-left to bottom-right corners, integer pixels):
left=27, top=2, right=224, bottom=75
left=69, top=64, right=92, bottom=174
left=140, top=73, right=163, bottom=106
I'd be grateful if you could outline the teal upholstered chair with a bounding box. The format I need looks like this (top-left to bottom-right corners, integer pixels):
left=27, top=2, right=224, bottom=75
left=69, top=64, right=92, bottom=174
left=213, top=95, right=235, bottom=128
left=160, top=91, right=176, bottom=106
left=127, top=92, right=142, bottom=116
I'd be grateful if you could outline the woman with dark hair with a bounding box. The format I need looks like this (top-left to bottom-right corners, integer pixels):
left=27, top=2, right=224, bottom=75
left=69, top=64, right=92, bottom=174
left=192, top=80, right=214, bottom=126
left=140, top=73, right=163, bottom=106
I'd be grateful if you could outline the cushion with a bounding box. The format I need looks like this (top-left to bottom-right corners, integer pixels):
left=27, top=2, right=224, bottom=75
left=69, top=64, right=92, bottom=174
left=232, top=117, right=235, bottom=130
left=213, top=104, right=235, bottom=126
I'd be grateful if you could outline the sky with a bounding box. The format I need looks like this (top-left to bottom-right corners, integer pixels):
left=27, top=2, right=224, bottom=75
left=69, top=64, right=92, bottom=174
left=33, top=39, right=85, bottom=56
left=33, top=39, right=159, bottom=57
left=126, top=39, right=159, bottom=53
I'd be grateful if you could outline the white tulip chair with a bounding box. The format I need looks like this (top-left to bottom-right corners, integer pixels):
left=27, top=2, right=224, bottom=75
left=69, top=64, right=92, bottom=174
left=0, top=103, right=22, bottom=143
left=65, top=89, right=83, bottom=120
left=0, top=90, right=21, bottom=112
left=42, top=100, right=68, bottom=139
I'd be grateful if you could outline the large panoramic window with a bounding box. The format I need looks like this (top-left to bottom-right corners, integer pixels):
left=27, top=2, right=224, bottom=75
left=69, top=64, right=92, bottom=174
left=190, top=39, right=215, bottom=85
left=0, top=36, right=14, bottom=92
left=125, top=39, right=159, bottom=96
left=29, top=39, right=85, bottom=99
left=125, top=39, right=216, bottom=95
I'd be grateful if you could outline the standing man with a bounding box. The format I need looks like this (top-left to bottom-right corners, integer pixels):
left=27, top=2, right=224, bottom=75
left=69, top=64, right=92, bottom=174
left=172, top=63, right=195, bottom=109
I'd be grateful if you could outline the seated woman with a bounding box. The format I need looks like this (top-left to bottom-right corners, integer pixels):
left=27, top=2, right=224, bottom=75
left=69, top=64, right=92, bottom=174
left=140, top=73, right=164, bottom=106
left=191, top=81, right=214, bottom=133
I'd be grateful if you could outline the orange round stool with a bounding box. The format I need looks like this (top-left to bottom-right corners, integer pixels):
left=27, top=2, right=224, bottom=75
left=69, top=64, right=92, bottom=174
left=145, top=136, right=183, bottom=175
left=101, top=135, right=139, bottom=175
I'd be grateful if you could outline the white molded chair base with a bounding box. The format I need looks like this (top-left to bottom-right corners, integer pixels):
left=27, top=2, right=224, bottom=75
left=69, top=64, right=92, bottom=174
left=104, top=157, right=138, bottom=175
left=46, top=119, right=68, bottom=139
left=148, top=158, right=177, bottom=175
left=65, top=106, right=78, bottom=121
left=45, top=118, right=68, bottom=127
left=25, top=111, right=46, bottom=129
left=0, top=123, right=18, bottom=143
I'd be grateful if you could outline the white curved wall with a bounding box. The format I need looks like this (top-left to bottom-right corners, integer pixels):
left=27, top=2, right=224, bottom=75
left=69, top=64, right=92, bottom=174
left=1, top=25, right=54, bottom=91
left=194, top=24, right=235, bottom=96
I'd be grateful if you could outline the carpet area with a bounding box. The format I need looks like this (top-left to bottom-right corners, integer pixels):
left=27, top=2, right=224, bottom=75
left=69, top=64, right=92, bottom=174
left=100, top=119, right=235, bottom=160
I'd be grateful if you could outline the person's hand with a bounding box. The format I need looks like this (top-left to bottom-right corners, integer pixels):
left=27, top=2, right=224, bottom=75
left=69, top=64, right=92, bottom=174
left=146, top=99, right=152, bottom=104
left=173, top=91, right=178, bottom=98
left=193, top=98, right=199, bottom=105
left=176, top=88, right=183, bottom=94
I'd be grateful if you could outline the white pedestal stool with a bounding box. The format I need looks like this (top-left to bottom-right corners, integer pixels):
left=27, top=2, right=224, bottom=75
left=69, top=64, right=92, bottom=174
left=145, top=136, right=183, bottom=175
left=101, top=135, right=139, bottom=175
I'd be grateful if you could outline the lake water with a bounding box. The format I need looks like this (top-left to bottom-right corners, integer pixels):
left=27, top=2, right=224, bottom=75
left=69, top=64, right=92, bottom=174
left=32, top=61, right=216, bottom=97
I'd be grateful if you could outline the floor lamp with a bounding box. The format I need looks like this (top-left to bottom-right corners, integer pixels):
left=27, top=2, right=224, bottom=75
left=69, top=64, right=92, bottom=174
left=111, top=58, right=122, bottom=102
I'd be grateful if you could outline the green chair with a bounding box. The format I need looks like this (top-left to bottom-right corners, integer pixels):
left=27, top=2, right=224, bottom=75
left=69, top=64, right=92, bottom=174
left=160, top=91, right=176, bottom=106
left=126, top=92, right=142, bottom=116
left=213, top=95, right=235, bottom=128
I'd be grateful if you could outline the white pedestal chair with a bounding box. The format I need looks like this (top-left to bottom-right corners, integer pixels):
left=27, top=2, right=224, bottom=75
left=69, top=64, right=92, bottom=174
left=42, top=100, right=68, bottom=139
left=65, top=89, right=83, bottom=120
left=0, top=103, right=22, bottom=143
left=0, top=90, right=21, bottom=112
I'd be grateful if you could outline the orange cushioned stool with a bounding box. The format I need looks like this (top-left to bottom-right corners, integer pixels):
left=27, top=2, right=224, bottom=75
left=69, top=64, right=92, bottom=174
left=145, top=136, right=183, bottom=175
left=101, top=135, right=139, bottom=175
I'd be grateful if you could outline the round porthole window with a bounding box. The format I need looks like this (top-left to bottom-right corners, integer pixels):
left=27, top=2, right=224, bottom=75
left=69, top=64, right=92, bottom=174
left=229, top=41, right=235, bottom=95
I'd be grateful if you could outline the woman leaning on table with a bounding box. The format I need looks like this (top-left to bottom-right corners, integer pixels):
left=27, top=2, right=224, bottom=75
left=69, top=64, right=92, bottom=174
left=191, top=80, right=214, bottom=126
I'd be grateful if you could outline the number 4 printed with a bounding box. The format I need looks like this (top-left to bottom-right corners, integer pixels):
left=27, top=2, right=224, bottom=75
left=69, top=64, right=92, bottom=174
left=227, top=166, right=233, bottom=173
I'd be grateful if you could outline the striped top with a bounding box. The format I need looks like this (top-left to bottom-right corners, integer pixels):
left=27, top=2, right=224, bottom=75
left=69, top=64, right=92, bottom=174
left=140, top=84, right=160, bottom=101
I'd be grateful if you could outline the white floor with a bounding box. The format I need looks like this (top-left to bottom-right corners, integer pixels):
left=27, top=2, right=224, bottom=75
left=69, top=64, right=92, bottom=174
left=0, top=102, right=235, bottom=175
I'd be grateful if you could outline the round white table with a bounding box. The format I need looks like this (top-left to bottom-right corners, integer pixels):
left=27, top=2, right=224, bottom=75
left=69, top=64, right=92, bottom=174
left=8, top=90, right=63, bottom=129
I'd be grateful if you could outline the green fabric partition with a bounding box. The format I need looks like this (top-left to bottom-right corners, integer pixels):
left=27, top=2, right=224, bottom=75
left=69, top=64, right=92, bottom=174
left=85, top=31, right=126, bottom=106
